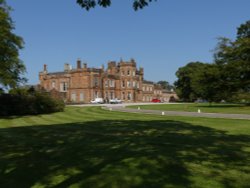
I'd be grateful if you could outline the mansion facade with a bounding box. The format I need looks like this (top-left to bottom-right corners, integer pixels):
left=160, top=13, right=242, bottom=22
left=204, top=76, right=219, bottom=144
left=39, top=59, right=177, bottom=103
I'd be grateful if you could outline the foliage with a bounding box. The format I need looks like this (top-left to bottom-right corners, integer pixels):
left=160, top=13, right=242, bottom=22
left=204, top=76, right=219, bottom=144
left=175, top=20, right=250, bottom=102
left=231, top=92, right=250, bottom=104
left=237, top=20, right=250, bottom=39
left=157, top=80, right=174, bottom=91
left=76, top=0, right=157, bottom=11
left=0, top=88, right=65, bottom=116
left=0, top=0, right=26, bottom=89
left=174, top=62, right=205, bottom=101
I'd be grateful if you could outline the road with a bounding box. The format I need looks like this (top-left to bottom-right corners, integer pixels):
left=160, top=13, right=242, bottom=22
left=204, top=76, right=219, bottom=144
left=71, top=103, right=250, bottom=120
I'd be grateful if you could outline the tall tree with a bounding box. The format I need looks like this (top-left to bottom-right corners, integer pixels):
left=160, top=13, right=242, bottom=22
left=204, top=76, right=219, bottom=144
left=76, top=0, right=157, bottom=11
left=214, top=20, right=250, bottom=93
left=176, top=20, right=250, bottom=103
left=0, top=0, right=26, bottom=89
left=237, top=20, right=250, bottom=39
left=191, top=64, right=223, bottom=103
left=174, top=62, right=205, bottom=101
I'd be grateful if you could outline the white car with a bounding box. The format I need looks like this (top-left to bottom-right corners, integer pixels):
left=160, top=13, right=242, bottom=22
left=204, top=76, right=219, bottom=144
left=109, top=98, right=122, bottom=104
left=90, top=98, right=104, bottom=104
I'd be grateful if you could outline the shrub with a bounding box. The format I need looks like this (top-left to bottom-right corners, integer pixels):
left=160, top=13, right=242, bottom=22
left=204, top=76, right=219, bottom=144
left=0, top=89, right=65, bottom=116
left=231, top=92, right=250, bottom=104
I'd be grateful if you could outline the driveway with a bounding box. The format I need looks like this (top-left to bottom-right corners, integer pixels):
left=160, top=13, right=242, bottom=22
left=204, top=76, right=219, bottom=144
left=71, top=103, right=250, bottom=120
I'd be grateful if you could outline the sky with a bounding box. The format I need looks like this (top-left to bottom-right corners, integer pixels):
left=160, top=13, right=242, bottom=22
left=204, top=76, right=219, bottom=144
left=6, top=0, right=250, bottom=85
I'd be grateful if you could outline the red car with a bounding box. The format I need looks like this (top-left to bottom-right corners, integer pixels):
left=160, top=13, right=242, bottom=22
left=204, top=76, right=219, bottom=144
left=151, top=99, right=161, bottom=103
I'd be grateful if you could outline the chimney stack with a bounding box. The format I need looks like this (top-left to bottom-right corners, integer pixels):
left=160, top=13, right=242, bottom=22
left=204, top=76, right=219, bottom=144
left=139, top=67, right=144, bottom=74
left=77, top=59, right=81, bottom=69
left=64, top=63, right=70, bottom=72
left=43, top=64, right=47, bottom=73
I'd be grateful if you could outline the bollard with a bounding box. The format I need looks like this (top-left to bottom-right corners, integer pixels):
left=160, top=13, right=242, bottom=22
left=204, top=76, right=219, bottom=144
left=138, top=107, right=140, bottom=110
left=198, top=109, right=201, bottom=113
left=162, top=111, right=165, bottom=115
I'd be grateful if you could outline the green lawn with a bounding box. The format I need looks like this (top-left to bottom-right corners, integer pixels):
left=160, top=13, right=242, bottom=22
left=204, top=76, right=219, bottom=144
left=0, top=107, right=250, bottom=188
left=128, top=103, right=250, bottom=114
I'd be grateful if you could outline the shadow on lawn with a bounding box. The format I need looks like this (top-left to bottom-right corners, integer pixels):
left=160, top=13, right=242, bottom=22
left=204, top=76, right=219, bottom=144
left=0, top=120, right=250, bottom=188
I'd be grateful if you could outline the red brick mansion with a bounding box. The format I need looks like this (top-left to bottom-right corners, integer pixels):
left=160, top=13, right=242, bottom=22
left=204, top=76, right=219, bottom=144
left=39, top=59, right=177, bottom=103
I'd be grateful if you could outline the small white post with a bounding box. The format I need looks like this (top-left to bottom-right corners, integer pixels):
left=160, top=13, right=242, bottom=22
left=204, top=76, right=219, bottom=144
left=198, top=109, right=201, bottom=113
left=109, top=108, right=112, bottom=111
left=138, top=107, right=140, bottom=110
left=162, top=111, right=165, bottom=116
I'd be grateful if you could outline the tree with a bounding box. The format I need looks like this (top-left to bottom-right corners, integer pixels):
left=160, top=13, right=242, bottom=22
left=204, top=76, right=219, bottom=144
left=237, top=20, right=250, bottom=39
left=0, top=0, right=26, bottom=89
left=76, top=0, right=157, bottom=11
left=191, top=64, right=223, bottom=103
left=157, top=80, right=174, bottom=91
left=214, top=20, right=250, bottom=93
left=174, top=62, right=205, bottom=101
left=175, top=20, right=250, bottom=103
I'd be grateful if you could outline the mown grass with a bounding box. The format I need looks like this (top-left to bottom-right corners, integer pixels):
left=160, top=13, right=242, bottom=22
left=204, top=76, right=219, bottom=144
left=128, top=103, right=250, bottom=114
left=0, top=106, right=250, bottom=188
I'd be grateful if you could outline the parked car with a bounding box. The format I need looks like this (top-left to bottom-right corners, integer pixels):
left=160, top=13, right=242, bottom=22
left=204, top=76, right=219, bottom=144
left=90, top=98, right=104, bottom=104
left=151, top=99, right=161, bottom=103
left=109, top=98, right=122, bottom=104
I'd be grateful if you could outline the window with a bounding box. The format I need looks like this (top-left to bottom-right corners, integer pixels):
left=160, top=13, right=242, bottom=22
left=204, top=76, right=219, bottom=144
left=80, top=92, right=84, bottom=102
left=128, top=92, right=131, bottom=100
left=94, top=91, right=98, bottom=98
left=60, top=82, right=68, bottom=92
left=127, top=70, right=130, bottom=76
left=122, top=92, right=125, bottom=100
left=71, top=92, right=76, bottom=102
left=137, top=83, right=140, bottom=89
left=142, top=86, right=145, bottom=91
left=110, top=80, right=115, bottom=87
left=121, top=71, right=125, bottom=76
left=52, top=81, right=55, bottom=88
left=132, top=71, right=135, bottom=76
left=105, top=80, right=108, bottom=87
left=133, top=81, right=136, bottom=88
left=110, top=92, right=114, bottom=99
left=122, top=80, right=125, bottom=88
left=127, top=81, right=131, bottom=88
left=94, top=77, right=99, bottom=87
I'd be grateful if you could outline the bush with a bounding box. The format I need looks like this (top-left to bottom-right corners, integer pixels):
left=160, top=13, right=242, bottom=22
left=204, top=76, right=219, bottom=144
left=231, top=92, right=250, bottom=104
left=0, top=89, right=65, bottom=116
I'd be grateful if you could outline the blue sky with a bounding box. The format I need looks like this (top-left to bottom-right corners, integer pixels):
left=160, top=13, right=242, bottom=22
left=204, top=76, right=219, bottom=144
left=7, top=0, right=250, bottom=85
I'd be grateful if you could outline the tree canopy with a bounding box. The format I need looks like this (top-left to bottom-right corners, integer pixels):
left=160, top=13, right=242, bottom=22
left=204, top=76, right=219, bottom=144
left=76, top=0, right=157, bottom=11
left=157, top=80, right=174, bottom=91
left=0, top=0, right=26, bottom=89
left=175, top=20, right=250, bottom=103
